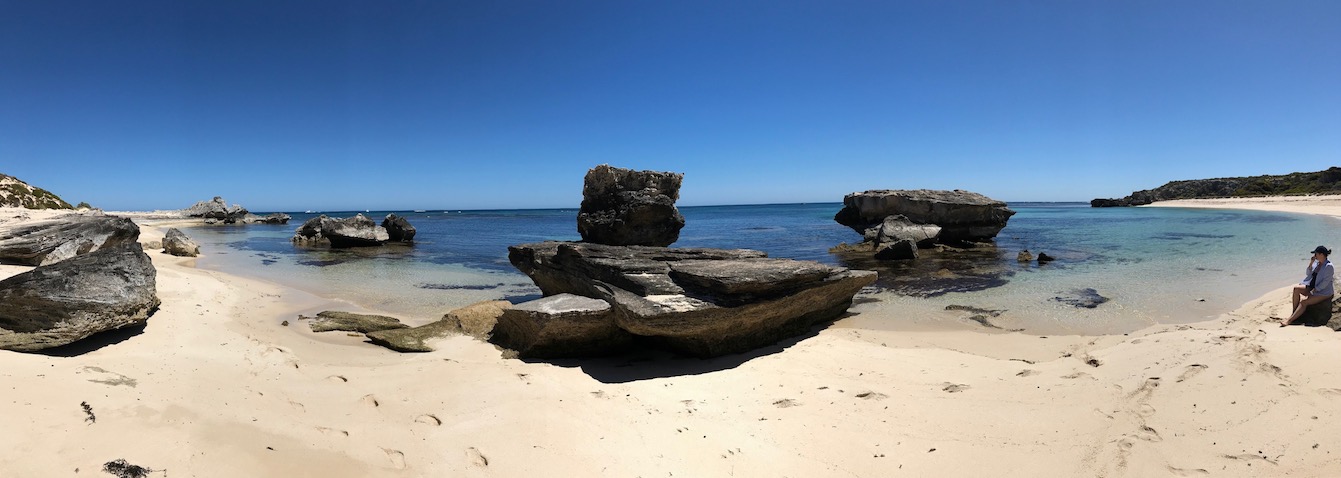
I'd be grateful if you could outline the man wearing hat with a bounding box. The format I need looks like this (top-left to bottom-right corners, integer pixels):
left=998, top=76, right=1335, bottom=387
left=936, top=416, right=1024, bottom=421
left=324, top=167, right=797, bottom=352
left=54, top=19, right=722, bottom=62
left=1282, top=246, right=1335, bottom=326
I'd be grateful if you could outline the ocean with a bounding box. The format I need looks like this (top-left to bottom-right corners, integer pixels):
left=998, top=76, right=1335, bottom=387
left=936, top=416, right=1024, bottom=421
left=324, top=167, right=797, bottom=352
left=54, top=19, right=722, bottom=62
left=184, top=203, right=1340, bottom=334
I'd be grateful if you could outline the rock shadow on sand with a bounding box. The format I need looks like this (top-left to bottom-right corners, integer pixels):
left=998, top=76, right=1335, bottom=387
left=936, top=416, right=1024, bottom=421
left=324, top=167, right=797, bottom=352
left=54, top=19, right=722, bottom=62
left=28, top=322, right=149, bottom=357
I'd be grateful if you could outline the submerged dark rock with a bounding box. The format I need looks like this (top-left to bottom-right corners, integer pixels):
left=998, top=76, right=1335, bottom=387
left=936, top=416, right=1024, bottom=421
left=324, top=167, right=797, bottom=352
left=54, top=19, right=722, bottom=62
left=1052, top=288, right=1109, bottom=308
left=0, top=243, right=160, bottom=352
left=382, top=213, right=417, bottom=242
left=0, top=215, right=140, bottom=266
left=576, top=164, right=685, bottom=247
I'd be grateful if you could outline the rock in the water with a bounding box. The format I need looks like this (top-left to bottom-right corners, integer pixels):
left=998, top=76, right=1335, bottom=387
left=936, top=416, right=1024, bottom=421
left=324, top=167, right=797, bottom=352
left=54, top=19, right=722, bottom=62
left=307, top=311, right=408, bottom=333
left=490, top=294, right=633, bottom=358
left=242, top=213, right=291, bottom=224
left=874, top=239, right=918, bottom=260
left=366, top=300, right=511, bottom=353
left=866, top=215, right=941, bottom=247
left=1052, top=288, right=1108, bottom=308
left=1037, top=252, right=1055, bottom=264
left=161, top=228, right=200, bottom=257
left=576, top=164, right=686, bottom=247
left=291, top=214, right=392, bottom=248
left=834, top=189, right=1015, bottom=242
left=1017, top=250, right=1034, bottom=262
left=182, top=196, right=249, bottom=223
left=0, top=215, right=141, bottom=266
left=382, top=214, right=416, bottom=242
left=508, top=241, right=877, bottom=357
left=0, top=243, right=160, bottom=352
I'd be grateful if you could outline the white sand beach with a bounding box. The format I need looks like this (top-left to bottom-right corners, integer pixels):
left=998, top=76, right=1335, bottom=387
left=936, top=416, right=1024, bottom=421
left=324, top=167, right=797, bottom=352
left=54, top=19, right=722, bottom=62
left=3, top=202, right=1341, bottom=477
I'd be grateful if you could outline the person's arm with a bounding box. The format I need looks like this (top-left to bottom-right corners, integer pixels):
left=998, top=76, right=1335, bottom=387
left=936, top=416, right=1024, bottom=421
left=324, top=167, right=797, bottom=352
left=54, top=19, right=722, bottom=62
left=1319, top=263, right=1336, bottom=295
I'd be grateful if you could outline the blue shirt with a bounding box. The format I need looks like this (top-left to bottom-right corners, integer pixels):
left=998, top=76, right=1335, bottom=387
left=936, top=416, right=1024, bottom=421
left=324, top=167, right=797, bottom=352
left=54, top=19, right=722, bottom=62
left=1302, top=260, right=1336, bottom=297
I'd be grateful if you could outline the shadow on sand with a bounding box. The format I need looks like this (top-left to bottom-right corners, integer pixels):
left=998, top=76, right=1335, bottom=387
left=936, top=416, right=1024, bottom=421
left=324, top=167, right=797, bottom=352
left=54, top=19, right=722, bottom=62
left=30, top=322, right=148, bottom=357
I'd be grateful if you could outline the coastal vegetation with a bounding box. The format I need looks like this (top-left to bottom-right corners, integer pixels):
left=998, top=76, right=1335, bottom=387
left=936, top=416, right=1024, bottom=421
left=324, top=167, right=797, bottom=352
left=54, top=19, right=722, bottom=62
left=1093, top=166, right=1341, bottom=206
left=0, top=173, right=72, bottom=209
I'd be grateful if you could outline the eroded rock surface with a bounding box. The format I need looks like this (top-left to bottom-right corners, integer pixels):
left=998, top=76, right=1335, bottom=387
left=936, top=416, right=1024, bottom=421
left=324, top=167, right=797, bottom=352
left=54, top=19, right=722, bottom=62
left=382, top=214, right=416, bottom=242
left=183, top=196, right=249, bottom=223
left=366, top=300, right=511, bottom=352
left=307, top=311, right=408, bottom=333
left=835, top=189, right=1015, bottom=242
left=291, top=214, right=395, bottom=248
left=161, top=228, right=200, bottom=257
left=0, top=215, right=140, bottom=266
left=490, top=294, right=632, bottom=358
left=577, top=164, right=685, bottom=247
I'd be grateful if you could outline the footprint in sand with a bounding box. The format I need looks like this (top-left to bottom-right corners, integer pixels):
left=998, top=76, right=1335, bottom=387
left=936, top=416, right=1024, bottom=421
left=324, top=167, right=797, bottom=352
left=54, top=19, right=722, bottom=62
left=1317, top=388, right=1341, bottom=397
left=288, top=400, right=306, bottom=413
left=1016, top=369, right=1040, bottom=377
left=1176, top=364, right=1208, bottom=383
left=772, top=399, right=800, bottom=408
left=1062, top=372, right=1094, bottom=380
left=382, top=448, right=406, bottom=470
left=361, top=394, right=381, bottom=408
left=941, top=383, right=969, bottom=393
left=414, top=414, right=442, bottom=426
left=855, top=391, right=889, bottom=400
left=326, top=375, right=349, bottom=383
left=466, top=447, right=489, bottom=468
left=81, top=366, right=138, bottom=388
left=316, top=426, right=349, bottom=437
left=1165, top=466, right=1210, bottom=476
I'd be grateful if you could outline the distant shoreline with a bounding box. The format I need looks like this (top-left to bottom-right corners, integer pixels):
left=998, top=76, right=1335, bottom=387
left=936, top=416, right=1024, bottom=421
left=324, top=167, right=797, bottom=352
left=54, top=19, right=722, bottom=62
left=1144, top=194, right=1341, bottom=220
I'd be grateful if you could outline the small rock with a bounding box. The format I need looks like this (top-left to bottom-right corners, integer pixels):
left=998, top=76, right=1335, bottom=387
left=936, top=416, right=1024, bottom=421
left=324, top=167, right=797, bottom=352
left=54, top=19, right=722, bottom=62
left=1017, top=250, right=1033, bottom=262
left=1037, top=252, right=1055, bottom=264
left=308, top=311, right=408, bottom=333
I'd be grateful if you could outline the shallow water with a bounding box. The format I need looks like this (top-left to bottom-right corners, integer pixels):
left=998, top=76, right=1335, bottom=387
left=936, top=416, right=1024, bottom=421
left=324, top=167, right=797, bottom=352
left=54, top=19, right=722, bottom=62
left=185, top=203, right=1340, bottom=333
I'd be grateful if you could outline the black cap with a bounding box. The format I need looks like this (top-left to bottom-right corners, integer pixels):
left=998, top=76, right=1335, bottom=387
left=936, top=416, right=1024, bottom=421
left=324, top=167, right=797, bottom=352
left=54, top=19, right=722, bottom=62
left=1312, top=246, right=1331, bottom=255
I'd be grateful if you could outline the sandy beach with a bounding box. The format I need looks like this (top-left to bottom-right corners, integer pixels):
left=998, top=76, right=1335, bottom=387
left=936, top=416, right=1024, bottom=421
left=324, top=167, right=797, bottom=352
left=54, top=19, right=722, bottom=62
left=3, top=201, right=1341, bottom=477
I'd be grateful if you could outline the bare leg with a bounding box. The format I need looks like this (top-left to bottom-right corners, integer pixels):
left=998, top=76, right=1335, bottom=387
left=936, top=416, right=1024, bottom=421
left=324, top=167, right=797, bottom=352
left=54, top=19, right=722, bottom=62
left=1293, top=284, right=1310, bottom=311
left=1283, top=294, right=1332, bottom=326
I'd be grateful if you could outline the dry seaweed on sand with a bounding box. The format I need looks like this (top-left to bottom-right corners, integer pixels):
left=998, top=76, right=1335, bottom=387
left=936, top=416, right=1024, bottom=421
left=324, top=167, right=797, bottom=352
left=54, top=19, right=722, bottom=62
left=102, top=459, right=159, bottom=478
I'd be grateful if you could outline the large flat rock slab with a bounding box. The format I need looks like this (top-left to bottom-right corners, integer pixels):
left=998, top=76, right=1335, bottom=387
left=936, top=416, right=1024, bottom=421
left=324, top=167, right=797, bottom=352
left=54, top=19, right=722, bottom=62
left=0, top=215, right=140, bottom=266
left=835, top=189, right=1015, bottom=242
left=490, top=293, right=633, bottom=358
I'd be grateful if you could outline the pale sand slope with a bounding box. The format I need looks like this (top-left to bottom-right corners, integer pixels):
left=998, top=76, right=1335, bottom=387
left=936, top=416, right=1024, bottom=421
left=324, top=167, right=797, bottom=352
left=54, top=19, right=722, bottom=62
left=1147, top=194, right=1341, bottom=220
left=2, top=206, right=1341, bottom=476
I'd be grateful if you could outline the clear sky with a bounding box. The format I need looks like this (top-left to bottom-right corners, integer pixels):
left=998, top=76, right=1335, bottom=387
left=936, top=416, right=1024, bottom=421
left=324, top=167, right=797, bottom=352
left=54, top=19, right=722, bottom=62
left=2, top=1, right=1338, bottom=211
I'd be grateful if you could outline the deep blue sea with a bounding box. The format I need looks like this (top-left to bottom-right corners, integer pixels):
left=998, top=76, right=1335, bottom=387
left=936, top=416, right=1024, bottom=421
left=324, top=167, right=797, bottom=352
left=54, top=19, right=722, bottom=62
left=185, top=203, right=1341, bottom=334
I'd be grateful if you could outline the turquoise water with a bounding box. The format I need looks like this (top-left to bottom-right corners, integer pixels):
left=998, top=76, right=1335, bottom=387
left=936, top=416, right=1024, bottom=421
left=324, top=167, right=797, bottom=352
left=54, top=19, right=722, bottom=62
left=183, top=203, right=1340, bottom=333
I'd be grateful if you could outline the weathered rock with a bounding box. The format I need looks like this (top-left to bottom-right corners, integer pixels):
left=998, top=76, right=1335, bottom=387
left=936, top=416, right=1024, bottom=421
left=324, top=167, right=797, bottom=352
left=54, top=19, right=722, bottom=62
left=1017, top=250, right=1034, bottom=262
left=161, top=228, right=200, bottom=257
left=865, top=215, right=941, bottom=247
left=490, top=294, right=633, bottom=358
left=835, top=189, right=1015, bottom=242
left=508, top=241, right=877, bottom=357
left=291, top=214, right=391, bottom=248
left=576, top=164, right=685, bottom=247
left=366, top=300, right=512, bottom=353
left=0, top=215, right=140, bottom=266
left=874, top=239, right=918, bottom=260
left=182, top=196, right=249, bottom=223
left=382, top=214, right=416, bottom=242
left=242, top=213, right=291, bottom=224
left=1052, top=288, right=1108, bottom=308
left=1037, top=252, right=1055, bottom=264
left=0, top=243, right=160, bottom=352
left=307, top=311, right=408, bottom=333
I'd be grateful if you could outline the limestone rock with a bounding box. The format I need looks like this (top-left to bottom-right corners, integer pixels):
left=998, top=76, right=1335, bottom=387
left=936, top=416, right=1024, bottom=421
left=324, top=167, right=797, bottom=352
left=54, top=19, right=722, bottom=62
left=161, top=228, right=200, bottom=257
left=183, top=196, right=249, bottom=223
left=242, top=213, right=291, bottom=224
left=1052, top=288, right=1108, bottom=308
left=835, top=189, right=1015, bottom=242
left=874, top=239, right=918, bottom=260
left=291, top=214, right=391, bottom=248
left=448, top=300, right=512, bottom=339
left=382, top=214, right=416, bottom=242
left=576, top=164, right=685, bottom=247
left=490, top=294, right=633, bottom=358
left=0, top=243, right=160, bottom=352
left=0, top=215, right=140, bottom=266
left=366, top=300, right=512, bottom=353
left=1037, top=252, right=1055, bottom=264
left=508, top=241, right=876, bottom=357
left=307, top=311, right=408, bottom=333
left=866, top=215, right=941, bottom=247
left=1017, top=250, right=1034, bottom=262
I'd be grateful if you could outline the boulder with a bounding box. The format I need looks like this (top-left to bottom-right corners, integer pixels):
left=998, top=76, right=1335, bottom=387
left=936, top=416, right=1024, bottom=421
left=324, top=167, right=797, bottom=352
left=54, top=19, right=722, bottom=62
left=161, top=228, right=200, bottom=257
left=183, top=196, right=249, bottom=223
left=866, top=215, right=941, bottom=247
left=835, top=189, right=1015, bottom=242
left=382, top=214, right=416, bottom=242
left=0, top=243, right=160, bottom=352
left=1037, top=252, right=1055, bottom=264
left=291, top=214, right=391, bottom=248
left=490, top=294, right=633, bottom=358
left=508, top=241, right=877, bottom=357
left=874, top=239, right=918, bottom=260
left=0, top=215, right=140, bottom=266
left=242, top=213, right=291, bottom=224
left=576, top=164, right=685, bottom=247
left=1052, top=288, right=1108, bottom=308
left=307, top=311, right=408, bottom=333
left=1017, top=250, right=1034, bottom=262
left=366, top=300, right=511, bottom=353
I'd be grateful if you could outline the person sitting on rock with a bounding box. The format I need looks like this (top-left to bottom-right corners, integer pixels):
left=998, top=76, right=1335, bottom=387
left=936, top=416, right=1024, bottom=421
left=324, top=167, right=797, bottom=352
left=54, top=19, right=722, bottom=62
left=1282, top=245, right=1335, bottom=326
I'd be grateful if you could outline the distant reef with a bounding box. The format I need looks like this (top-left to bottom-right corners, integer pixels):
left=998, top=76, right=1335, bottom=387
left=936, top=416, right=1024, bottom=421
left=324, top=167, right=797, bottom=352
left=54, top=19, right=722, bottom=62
left=0, top=174, right=72, bottom=209
left=1092, top=167, right=1341, bottom=207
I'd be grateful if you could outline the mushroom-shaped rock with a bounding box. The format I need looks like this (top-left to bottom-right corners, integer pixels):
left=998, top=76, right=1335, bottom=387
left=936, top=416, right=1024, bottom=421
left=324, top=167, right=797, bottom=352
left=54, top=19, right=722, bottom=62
left=161, top=228, right=200, bottom=257
left=835, top=189, right=1015, bottom=242
left=0, top=244, right=160, bottom=352
left=490, top=294, right=633, bottom=358
left=576, top=164, right=685, bottom=247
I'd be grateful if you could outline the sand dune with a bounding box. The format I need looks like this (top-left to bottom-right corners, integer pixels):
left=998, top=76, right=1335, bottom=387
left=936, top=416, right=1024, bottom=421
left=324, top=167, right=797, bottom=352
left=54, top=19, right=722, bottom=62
left=2, top=203, right=1341, bottom=477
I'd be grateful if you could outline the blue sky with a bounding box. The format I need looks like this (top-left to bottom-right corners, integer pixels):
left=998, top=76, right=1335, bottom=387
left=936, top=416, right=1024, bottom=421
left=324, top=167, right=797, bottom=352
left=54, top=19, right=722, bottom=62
left=2, top=1, right=1338, bottom=211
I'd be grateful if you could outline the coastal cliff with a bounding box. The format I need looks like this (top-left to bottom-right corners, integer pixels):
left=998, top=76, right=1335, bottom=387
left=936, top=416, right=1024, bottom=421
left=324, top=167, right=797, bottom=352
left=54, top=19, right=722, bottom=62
left=0, top=174, right=72, bottom=209
left=1092, top=167, right=1341, bottom=207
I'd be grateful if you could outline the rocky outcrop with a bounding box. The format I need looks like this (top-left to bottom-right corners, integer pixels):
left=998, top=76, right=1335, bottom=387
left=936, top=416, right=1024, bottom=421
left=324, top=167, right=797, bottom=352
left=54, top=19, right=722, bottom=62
left=1092, top=167, right=1341, bottom=207
left=507, top=241, right=876, bottom=357
left=0, top=215, right=140, bottom=266
left=490, top=294, right=633, bottom=358
left=242, top=213, right=291, bottom=224
left=306, top=311, right=408, bottom=333
left=366, top=300, right=511, bottom=352
left=0, top=174, right=72, bottom=209
left=382, top=214, right=416, bottom=242
left=182, top=196, right=249, bottom=223
left=291, top=214, right=400, bottom=248
left=161, top=228, right=200, bottom=257
left=576, top=164, right=685, bottom=247
left=835, top=189, right=1015, bottom=243
left=0, top=243, right=160, bottom=352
